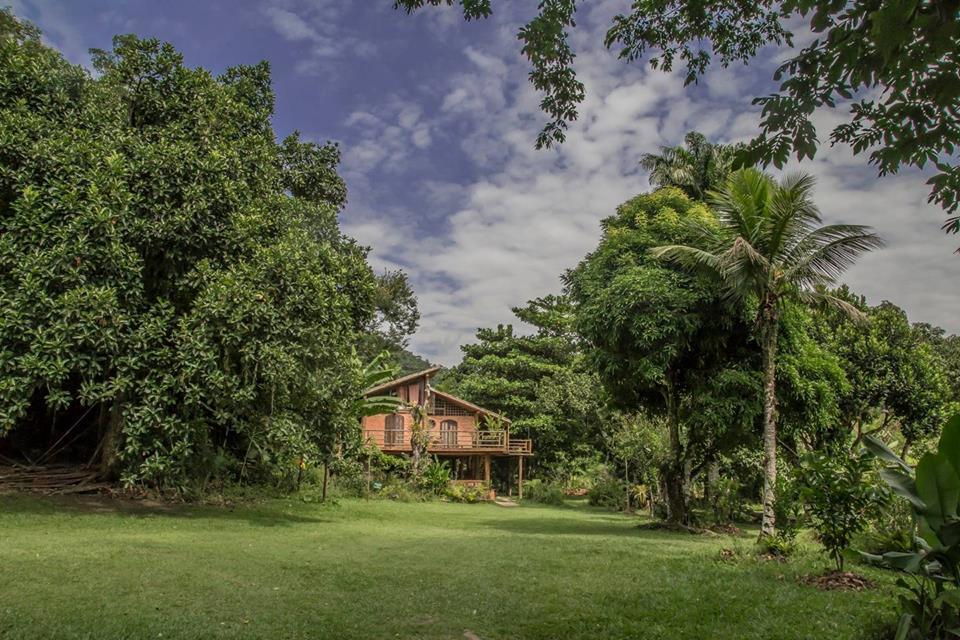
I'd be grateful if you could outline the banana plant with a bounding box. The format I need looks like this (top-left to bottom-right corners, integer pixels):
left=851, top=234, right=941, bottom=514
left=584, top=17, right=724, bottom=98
left=862, top=415, right=960, bottom=639
left=352, top=352, right=403, bottom=418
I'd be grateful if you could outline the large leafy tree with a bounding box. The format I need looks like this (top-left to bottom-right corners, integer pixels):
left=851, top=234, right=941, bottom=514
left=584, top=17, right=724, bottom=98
left=0, top=13, right=375, bottom=487
left=356, top=269, right=425, bottom=372
left=441, top=295, right=603, bottom=467
left=813, top=292, right=951, bottom=458
left=565, top=188, right=756, bottom=524
left=640, top=132, right=742, bottom=200
left=652, top=168, right=884, bottom=536
left=394, top=0, right=960, bottom=237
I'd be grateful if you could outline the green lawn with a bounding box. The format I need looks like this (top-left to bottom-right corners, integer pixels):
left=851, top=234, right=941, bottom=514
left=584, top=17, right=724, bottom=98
left=0, top=494, right=896, bottom=639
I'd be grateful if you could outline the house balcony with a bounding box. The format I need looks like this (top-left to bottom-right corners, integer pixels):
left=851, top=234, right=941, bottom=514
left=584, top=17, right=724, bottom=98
left=362, top=429, right=532, bottom=456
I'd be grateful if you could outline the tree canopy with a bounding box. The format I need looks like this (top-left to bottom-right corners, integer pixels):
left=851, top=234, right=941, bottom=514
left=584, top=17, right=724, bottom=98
left=0, top=12, right=377, bottom=487
left=440, top=295, right=604, bottom=467
left=565, top=187, right=757, bottom=522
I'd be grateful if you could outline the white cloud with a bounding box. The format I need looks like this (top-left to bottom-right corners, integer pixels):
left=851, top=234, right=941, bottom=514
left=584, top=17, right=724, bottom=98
left=262, top=2, right=378, bottom=73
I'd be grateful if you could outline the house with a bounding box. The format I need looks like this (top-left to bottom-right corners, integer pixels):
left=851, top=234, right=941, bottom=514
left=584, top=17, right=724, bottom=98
left=361, top=367, right=532, bottom=498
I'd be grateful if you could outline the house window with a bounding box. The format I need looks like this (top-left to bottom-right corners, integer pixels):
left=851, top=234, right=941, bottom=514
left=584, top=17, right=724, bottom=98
left=429, top=396, right=473, bottom=416
left=440, top=419, right=458, bottom=446
left=385, top=414, right=404, bottom=446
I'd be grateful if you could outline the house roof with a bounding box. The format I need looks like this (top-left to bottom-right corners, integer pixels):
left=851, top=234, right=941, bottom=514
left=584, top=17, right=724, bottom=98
left=364, top=367, right=511, bottom=425
left=364, top=366, right=442, bottom=396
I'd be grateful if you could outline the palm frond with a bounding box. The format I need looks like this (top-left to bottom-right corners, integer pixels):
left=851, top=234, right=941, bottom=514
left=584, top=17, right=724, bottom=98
left=767, top=172, right=821, bottom=259
left=650, top=244, right=724, bottom=275
left=785, top=226, right=886, bottom=286
left=797, top=290, right=869, bottom=324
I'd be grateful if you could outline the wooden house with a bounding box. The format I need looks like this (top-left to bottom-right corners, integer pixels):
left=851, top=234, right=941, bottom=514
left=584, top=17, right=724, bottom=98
left=361, top=367, right=532, bottom=498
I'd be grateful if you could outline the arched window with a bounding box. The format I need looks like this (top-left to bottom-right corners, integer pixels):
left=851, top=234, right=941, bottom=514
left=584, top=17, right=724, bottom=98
left=440, top=419, right=458, bottom=447
left=385, top=414, right=404, bottom=446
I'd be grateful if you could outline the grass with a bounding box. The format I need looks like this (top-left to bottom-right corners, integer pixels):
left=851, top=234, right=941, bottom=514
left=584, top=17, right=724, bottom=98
left=0, top=493, right=897, bottom=640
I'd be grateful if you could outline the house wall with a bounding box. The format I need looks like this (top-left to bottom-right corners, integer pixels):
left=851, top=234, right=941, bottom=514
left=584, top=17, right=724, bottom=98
left=361, top=411, right=480, bottom=449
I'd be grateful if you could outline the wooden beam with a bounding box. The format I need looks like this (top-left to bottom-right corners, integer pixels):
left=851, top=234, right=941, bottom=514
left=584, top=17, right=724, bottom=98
left=518, top=455, right=524, bottom=501
left=483, top=454, right=491, bottom=484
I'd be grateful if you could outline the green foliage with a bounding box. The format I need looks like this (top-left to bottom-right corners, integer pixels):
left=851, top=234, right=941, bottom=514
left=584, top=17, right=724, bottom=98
left=796, top=451, right=880, bottom=571
left=653, top=168, right=883, bottom=535
left=813, top=292, right=951, bottom=454
left=758, top=469, right=803, bottom=557
left=444, top=483, right=489, bottom=503
left=859, top=495, right=915, bottom=556
left=395, top=0, right=960, bottom=237
left=417, top=458, right=452, bottom=495
left=0, top=14, right=376, bottom=487
left=441, top=295, right=605, bottom=467
left=864, top=415, right=960, bottom=639
left=639, top=132, right=743, bottom=200
left=587, top=475, right=626, bottom=511
left=567, top=187, right=761, bottom=524
left=522, top=479, right=566, bottom=506
left=354, top=353, right=403, bottom=418
left=709, top=476, right=742, bottom=525
left=356, top=269, right=422, bottom=366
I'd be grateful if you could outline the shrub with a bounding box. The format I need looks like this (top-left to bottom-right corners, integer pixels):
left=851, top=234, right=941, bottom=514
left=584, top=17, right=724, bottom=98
left=709, top=477, right=742, bottom=524
left=797, top=450, right=879, bottom=571
left=857, top=494, right=914, bottom=555
left=444, top=483, right=488, bottom=503
left=523, top=479, right=565, bottom=506
left=588, top=476, right=626, bottom=510
left=758, top=469, right=803, bottom=558
left=417, top=458, right=452, bottom=495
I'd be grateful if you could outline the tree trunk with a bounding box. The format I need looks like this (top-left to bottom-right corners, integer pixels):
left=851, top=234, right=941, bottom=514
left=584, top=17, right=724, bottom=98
left=624, top=459, right=631, bottom=512
left=321, top=459, right=329, bottom=502
left=662, top=372, right=688, bottom=524
left=900, top=440, right=911, bottom=461
left=706, top=459, right=720, bottom=514
left=760, top=315, right=780, bottom=538
left=99, top=395, right=124, bottom=478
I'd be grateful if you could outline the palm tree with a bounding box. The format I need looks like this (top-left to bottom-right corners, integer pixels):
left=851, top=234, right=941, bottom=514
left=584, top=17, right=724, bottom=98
left=640, top=131, right=741, bottom=200
left=652, top=169, right=884, bottom=537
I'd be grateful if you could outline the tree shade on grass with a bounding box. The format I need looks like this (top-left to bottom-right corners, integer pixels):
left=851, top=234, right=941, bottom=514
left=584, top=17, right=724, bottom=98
left=0, top=494, right=896, bottom=639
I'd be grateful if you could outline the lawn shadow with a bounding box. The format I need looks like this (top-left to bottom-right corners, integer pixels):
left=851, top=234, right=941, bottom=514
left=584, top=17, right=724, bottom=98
left=0, top=492, right=333, bottom=527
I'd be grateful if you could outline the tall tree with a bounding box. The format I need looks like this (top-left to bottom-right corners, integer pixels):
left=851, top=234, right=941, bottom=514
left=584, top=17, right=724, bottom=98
left=812, top=292, right=951, bottom=457
left=0, top=14, right=375, bottom=486
left=652, top=169, right=884, bottom=536
left=357, top=269, right=425, bottom=372
left=393, top=0, right=960, bottom=238
left=566, top=188, right=754, bottom=524
left=640, top=132, right=742, bottom=200
left=441, top=295, right=602, bottom=467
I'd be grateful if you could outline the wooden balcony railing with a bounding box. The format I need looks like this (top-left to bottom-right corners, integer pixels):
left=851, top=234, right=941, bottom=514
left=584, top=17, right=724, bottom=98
left=507, top=438, right=533, bottom=455
left=363, top=429, right=531, bottom=454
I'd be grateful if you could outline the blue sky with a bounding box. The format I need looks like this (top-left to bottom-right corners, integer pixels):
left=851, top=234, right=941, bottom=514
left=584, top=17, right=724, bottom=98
left=14, top=0, right=959, bottom=364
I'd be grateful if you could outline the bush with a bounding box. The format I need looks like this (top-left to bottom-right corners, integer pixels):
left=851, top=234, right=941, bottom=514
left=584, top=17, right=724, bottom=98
left=709, top=477, right=742, bottom=524
left=444, top=483, right=488, bottom=503
left=797, top=451, right=879, bottom=571
left=857, top=494, right=914, bottom=555
left=863, top=415, right=960, bottom=640
left=757, top=468, right=803, bottom=558
left=417, top=458, right=452, bottom=495
left=523, top=479, right=565, bottom=506
left=588, top=476, right=626, bottom=510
